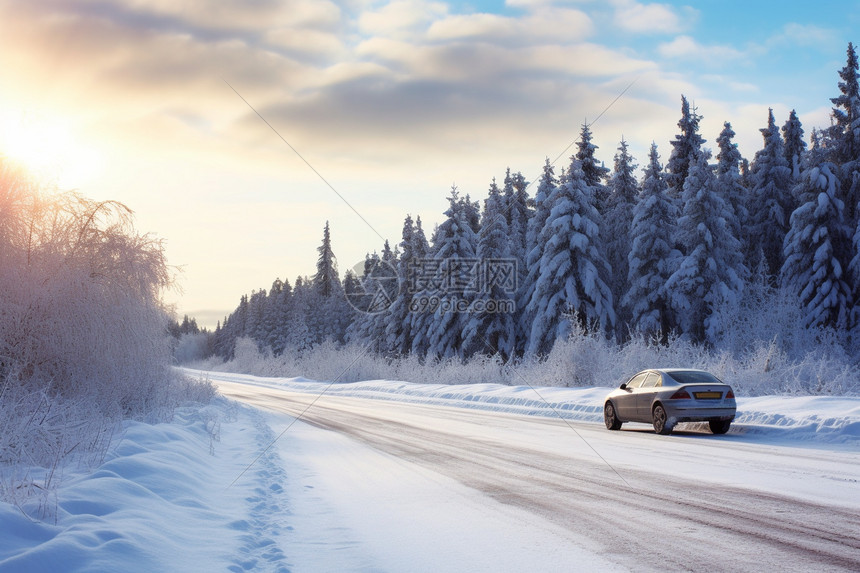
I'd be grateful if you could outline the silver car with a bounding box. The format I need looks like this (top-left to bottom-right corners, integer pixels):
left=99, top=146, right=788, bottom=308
left=603, top=369, right=736, bottom=435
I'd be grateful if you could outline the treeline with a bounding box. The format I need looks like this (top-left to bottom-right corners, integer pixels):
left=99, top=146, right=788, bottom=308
left=200, top=43, right=860, bottom=364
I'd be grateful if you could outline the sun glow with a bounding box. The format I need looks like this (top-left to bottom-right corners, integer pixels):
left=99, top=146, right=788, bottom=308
left=0, top=112, right=102, bottom=187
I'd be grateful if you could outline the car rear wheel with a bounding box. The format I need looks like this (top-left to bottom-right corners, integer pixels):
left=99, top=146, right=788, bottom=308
left=652, top=404, right=673, bottom=435
left=604, top=402, right=622, bottom=430
left=709, top=419, right=731, bottom=434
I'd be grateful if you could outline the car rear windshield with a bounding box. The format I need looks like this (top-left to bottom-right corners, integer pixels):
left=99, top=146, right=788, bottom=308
left=665, top=370, right=721, bottom=384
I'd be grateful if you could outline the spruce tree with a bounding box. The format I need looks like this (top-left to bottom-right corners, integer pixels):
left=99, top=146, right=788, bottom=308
left=666, top=95, right=706, bottom=198
left=384, top=215, right=426, bottom=356
left=270, top=277, right=293, bottom=355
left=666, top=152, right=745, bottom=344
left=526, top=160, right=614, bottom=356
left=313, top=221, right=339, bottom=297
left=576, top=123, right=610, bottom=212
left=309, top=222, right=351, bottom=344
left=782, top=150, right=853, bottom=329
left=830, top=42, right=860, bottom=167
left=749, top=109, right=793, bottom=277
left=286, top=277, right=315, bottom=353
left=829, top=42, right=860, bottom=263
left=624, top=144, right=678, bottom=341
left=507, top=170, right=531, bottom=278
left=462, top=181, right=517, bottom=359
left=462, top=193, right=481, bottom=235
left=782, top=109, right=807, bottom=181
left=716, top=122, right=748, bottom=256
left=851, top=215, right=860, bottom=327
left=603, top=138, right=639, bottom=336
left=519, top=158, right=557, bottom=355
left=411, top=187, right=478, bottom=360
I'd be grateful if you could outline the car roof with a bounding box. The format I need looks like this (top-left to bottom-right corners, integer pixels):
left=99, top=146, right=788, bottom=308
left=648, top=368, right=710, bottom=374
left=641, top=369, right=727, bottom=385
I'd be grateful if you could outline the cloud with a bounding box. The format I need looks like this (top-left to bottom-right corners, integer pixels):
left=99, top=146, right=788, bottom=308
left=766, top=23, right=844, bottom=51
left=658, top=35, right=745, bottom=64
left=359, top=0, right=448, bottom=39
left=427, top=12, right=517, bottom=41
left=427, top=6, right=593, bottom=45
left=701, top=75, right=759, bottom=94
left=611, top=0, right=694, bottom=35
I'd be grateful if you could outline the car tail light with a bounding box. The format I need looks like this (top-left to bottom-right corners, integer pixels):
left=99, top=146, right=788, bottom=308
left=670, top=389, right=691, bottom=399
left=725, top=389, right=735, bottom=399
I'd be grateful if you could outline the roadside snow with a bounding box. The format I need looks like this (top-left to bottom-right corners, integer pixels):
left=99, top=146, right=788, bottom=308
left=0, top=400, right=293, bottom=572
left=185, top=369, right=860, bottom=447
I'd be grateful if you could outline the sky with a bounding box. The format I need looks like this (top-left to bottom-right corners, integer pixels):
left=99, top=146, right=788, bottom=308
left=0, top=0, right=858, bottom=328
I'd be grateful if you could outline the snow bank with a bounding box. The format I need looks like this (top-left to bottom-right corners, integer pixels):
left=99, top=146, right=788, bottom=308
left=0, top=399, right=292, bottom=572
left=189, top=369, right=860, bottom=447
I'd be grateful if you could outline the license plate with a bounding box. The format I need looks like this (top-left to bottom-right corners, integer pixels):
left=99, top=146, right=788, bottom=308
left=694, top=391, right=722, bottom=399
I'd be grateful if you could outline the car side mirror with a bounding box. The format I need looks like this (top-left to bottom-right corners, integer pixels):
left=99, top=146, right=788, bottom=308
left=620, top=383, right=628, bottom=390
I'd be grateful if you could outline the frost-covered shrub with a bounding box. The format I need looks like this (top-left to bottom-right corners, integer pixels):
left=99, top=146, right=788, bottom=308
left=0, top=166, right=175, bottom=413
left=0, top=158, right=212, bottom=506
left=207, top=329, right=859, bottom=397
left=174, top=333, right=211, bottom=365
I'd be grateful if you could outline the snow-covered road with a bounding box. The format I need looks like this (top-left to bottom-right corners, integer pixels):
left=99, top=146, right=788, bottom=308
left=214, top=376, right=860, bottom=572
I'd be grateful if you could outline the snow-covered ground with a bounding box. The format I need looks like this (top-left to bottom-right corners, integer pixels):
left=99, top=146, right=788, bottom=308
left=2, top=370, right=858, bottom=572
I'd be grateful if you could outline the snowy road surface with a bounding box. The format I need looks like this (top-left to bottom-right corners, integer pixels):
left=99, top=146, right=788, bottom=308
left=213, top=375, right=860, bottom=572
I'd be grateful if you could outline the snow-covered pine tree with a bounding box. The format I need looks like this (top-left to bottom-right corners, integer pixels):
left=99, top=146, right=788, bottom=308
left=782, top=109, right=807, bottom=181
left=518, top=158, right=557, bottom=355
left=830, top=42, right=860, bottom=212
left=314, top=221, right=339, bottom=297
left=412, top=186, right=478, bottom=360
left=344, top=251, right=382, bottom=349
left=624, top=143, right=679, bottom=341
left=749, top=108, right=793, bottom=278
left=506, top=169, right=531, bottom=276
left=716, top=122, right=749, bottom=258
left=603, top=138, right=639, bottom=337
left=666, top=95, right=706, bottom=198
left=852, top=215, right=860, bottom=328
left=285, top=276, right=315, bottom=354
left=383, top=215, right=428, bottom=356
left=352, top=242, right=398, bottom=353
left=222, top=294, right=249, bottom=356
left=829, top=43, right=860, bottom=300
left=665, top=151, right=745, bottom=344
left=576, top=123, right=610, bottom=212
left=496, top=169, right=531, bottom=352
left=462, top=193, right=481, bottom=235
left=462, top=179, right=517, bottom=359
left=525, top=159, right=557, bottom=265
left=782, top=147, right=853, bottom=329
left=526, top=160, right=614, bottom=356
left=309, top=221, right=349, bottom=344
left=502, top=168, right=515, bottom=224
left=263, top=278, right=283, bottom=352
left=245, top=289, right=268, bottom=349
left=268, top=277, right=293, bottom=355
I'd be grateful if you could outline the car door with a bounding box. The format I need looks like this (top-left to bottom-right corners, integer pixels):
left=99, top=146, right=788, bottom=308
left=636, top=372, right=662, bottom=419
left=614, top=373, right=649, bottom=421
